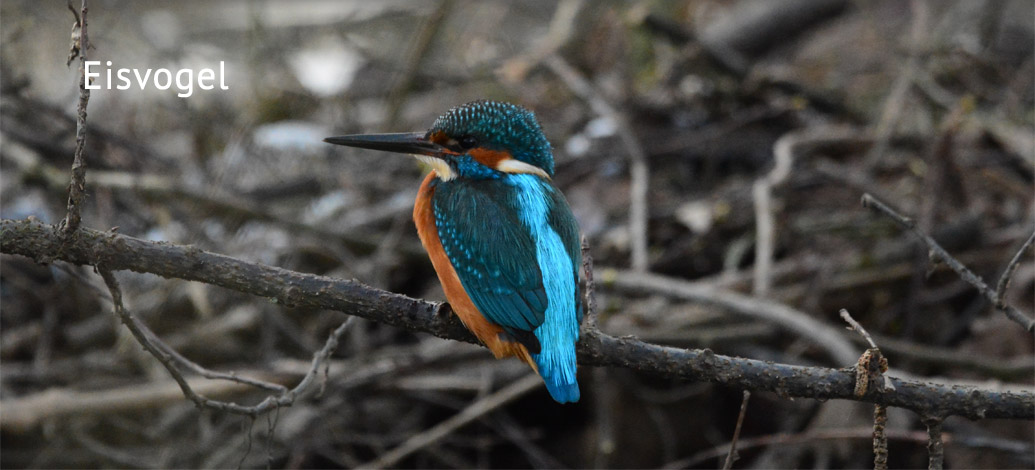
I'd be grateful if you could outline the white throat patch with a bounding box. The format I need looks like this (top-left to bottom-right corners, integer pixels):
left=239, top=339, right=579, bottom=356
left=416, top=155, right=455, bottom=181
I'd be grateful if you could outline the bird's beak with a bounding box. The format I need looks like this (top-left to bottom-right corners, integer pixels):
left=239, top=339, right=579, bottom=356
left=323, top=132, right=450, bottom=158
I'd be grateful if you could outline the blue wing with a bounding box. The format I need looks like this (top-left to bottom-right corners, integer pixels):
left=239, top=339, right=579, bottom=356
left=546, top=185, right=583, bottom=325
left=432, top=179, right=549, bottom=347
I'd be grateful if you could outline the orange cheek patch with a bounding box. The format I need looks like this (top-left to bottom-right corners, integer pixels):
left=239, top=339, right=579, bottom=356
left=427, top=131, right=449, bottom=145
left=469, top=148, right=512, bottom=167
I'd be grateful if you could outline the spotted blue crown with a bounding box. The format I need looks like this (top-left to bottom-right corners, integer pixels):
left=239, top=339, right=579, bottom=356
left=429, top=100, right=555, bottom=176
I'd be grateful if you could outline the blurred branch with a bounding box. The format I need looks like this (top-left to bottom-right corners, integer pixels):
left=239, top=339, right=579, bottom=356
left=924, top=417, right=944, bottom=470
left=861, top=194, right=1035, bottom=331
left=1, top=137, right=418, bottom=259
left=602, top=267, right=858, bottom=365
left=383, top=0, right=451, bottom=129
left=361, top=373, right=542, bottom=468
left=995, top=231, right=1035, bottom=308
left=752, top=130, right=796, bottom=296
left=96, top=267, right=354, bottom=418
left=864, top=0, right=928, bottom=168
left=0, top=373, right=261, bottom=431
left=860, top=333, right=1034, bottom=380
left=665, top=426, right=1034, bottom=469
left=497, top=0, right=583, bottom=82
left=3, top=218, right=1033, bottom=421
left=545, top=54, right=650, bottom=272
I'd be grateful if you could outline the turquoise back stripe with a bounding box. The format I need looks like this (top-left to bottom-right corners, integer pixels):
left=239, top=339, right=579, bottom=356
left=507, top=174, right=580, bottom=403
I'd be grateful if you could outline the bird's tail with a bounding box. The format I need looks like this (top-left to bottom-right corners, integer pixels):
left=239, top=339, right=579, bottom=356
left=533, top=345, right=580, bottom=403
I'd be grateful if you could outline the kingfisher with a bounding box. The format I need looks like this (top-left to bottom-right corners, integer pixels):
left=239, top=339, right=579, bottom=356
left=324, top=100, right=582, bottom=403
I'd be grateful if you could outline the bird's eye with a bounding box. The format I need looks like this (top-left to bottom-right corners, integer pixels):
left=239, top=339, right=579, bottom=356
left=458, top=135, right=478, bottom=149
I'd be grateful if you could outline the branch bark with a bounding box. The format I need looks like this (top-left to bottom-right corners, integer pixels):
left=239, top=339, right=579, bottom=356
left=2, top=217, right=1033, bottom=421
left=862, top=194, right=1035, bottom=331
left=61, top=0, right=90, bottom=235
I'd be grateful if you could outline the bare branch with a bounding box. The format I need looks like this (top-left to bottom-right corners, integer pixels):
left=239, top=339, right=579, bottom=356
left=361, top=374, right=543, bottom=468
left=861, top=193, right=1035, bottom=331
left=96, top=267, right=354, bottom=417
left=873, top=404, right=889, bottom=470
left=924, top=417, right=944, bottom=470
left=544, top=54, right=650, bottom=273
left=62, top=0, right=90, bottom=235
left=840, top=308, right=878, bottom=350
left=995, top=230, right=1035, bottom=308
left=3, top=218, right=1032, bottom=421
left=752, top=130, right=796, bottom=296
left=722, top=390, right=751, bottom=470
left=581, top=235, right=599, bottom=331
left=840, top=309, right=892, bottom=470
left=605, top=268, right=858, bottom=365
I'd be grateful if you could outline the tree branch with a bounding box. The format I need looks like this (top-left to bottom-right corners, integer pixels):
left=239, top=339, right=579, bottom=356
left=61, top=0, right=90, bottom=235
left=861, top=193, right=1035, bottom=331
left=2, top=217, right=1033, bottom=421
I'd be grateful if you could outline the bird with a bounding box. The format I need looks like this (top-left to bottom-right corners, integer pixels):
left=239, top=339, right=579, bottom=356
left=325, top=100, right=582, bottom=403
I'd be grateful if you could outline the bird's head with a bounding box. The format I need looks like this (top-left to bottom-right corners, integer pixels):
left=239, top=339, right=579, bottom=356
left=324, top=100, right=554, bottom=181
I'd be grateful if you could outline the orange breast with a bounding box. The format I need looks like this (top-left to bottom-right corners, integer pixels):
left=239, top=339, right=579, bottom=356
left=413, top=171, right=537, bottom=371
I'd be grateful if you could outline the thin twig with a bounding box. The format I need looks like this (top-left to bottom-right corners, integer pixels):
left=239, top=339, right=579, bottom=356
left=861, top=193, right=1035, bottom=331
left=593, top=368, right=616, bottom=468
left=924, top=417, right=944, bottom=470
left=360, top=374, right=543, bottom=468
left=97, top=267, right=354, bottom=417
left=581, top=235, right=599, bottom=331
left=995, top=230, right=1035, bottom=308
left=607, top=268, right=858, bottom=365
left=722, top=390, right=751, bottom=470
left=61, top=0, right=90, bottom=235
left=840, top=309, right=894, bottom=393
left=753, top=131, right=797, bottom=296
left=840, top=309, right=878, bottom=350
left=840, top=308, right=893, bottom=470
left=544, top=54, right=650, bottom=273
left=873, top=404, right=889, bottom=470
left=383, top=0, right=451, bottom=129
left=497, top=0, right=584, bottom=82
left=864, top=0, right=928, bottom=168
left=665, top=427, right=941, bottom=470
left=147, top=328, right=287, bottom=394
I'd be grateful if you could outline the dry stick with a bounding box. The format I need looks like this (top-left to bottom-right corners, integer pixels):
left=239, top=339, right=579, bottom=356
left=859, top=333, right=1034, bottom=379
left=995, top=230, right=1035, bottom=308
left=0, top=373, right=261, bottom=431
left=861, top=194, right=1035, bottom=331
left=666, top=427, right=940, bottom=470
left=145, top=327, right=287, bottom=394
left=2, top=219, right=1033, bottom=421
left=924, top=417, right=944, bottom=470
left=873, top=403, right=889, bottom=470
left=61, top=0, right=90, bottom=235
left=360, top=374, right=543, bottom=469
left=98, top=268, right=353, bottom=417
left=864, top=0, right=928, bottom=169
left=609, top=269, right=858, bottom=365
left=752, top=131, right=796, bottom=296
left=1, top=140, right=407, bottom=260
left=841, top=309, right=892, bottom=470
left=498, top=0, right=583, bottom=82
left=581, top=235, right=599, bottom=331
left=722, top=390, right=751, bottom=470
left=383, top=0, right=451, bottom=130
left=840, top=309, right=878, bottom=350
left=545, top=54, right=650, bottom=273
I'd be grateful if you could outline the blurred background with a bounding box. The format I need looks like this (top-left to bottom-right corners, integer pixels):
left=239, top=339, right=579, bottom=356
left=1, top=0, right=1033, bottom=468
